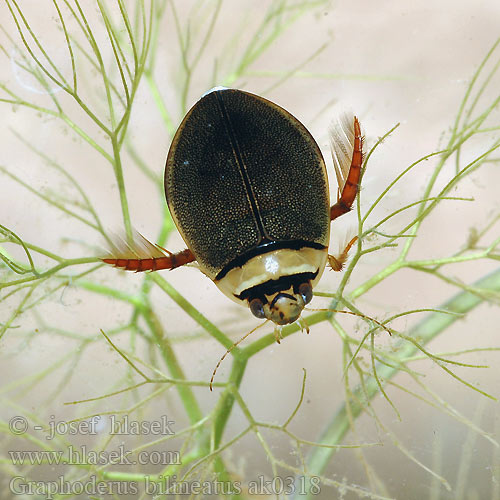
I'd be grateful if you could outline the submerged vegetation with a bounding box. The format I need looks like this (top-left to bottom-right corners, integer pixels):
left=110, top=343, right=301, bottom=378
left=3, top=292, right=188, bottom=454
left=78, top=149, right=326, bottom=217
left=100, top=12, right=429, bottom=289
left=0, top=1, right=499, bottom=498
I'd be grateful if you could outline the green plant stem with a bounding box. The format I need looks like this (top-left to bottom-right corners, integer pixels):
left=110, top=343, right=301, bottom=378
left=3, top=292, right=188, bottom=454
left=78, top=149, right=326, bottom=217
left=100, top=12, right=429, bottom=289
left=207, top=314, right=329, bottom=450
left=141, top=307, right=203, bottom=426
left=212, top=357, right=248, bottom=448
left=111, top=136, right=133, bottom=240
left=213, top=452, right=245, bottom=499
left=72, top=278, right=204, bottom=426
left=241, top=311, right=330, bottom=359
left=0, top=257, right=100, bottom=289
left=144, top=71, right=176, bottom=135
left=296, top=266, right=500, bottom=499
left=150, top=273, right=235, bottom=350
left=351, top=261, right=402, bottom=299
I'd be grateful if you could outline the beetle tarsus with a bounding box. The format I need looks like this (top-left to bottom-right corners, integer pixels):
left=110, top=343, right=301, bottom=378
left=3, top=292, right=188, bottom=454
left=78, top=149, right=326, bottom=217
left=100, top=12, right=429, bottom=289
left=328, top=236, right=358, bottom=272
left=298, top=317, right=310, bottom=334
left=273, top=325, right=283, bottom=344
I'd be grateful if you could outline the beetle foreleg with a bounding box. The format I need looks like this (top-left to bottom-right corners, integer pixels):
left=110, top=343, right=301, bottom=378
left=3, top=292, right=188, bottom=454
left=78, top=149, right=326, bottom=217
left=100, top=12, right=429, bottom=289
left=328, top=236, right=358, bottom=272
left=329, top=116, right=364, bottom=221
left=298, top=317, right=310, bottom=334
left=273, top=325, right=283, bottom=344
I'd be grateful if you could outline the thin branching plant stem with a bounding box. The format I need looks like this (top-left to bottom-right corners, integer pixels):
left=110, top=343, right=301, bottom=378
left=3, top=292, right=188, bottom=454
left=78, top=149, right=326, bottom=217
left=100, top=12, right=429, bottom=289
left=1, top=1, right=499, bottom=499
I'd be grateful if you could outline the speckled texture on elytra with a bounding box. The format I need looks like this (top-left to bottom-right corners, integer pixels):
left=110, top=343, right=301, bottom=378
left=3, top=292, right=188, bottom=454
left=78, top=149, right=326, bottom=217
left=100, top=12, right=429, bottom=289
left=165, top=89, right=330, bottom=277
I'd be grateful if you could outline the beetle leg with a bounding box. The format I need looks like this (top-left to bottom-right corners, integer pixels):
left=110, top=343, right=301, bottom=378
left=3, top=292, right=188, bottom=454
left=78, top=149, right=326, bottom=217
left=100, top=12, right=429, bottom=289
left=298, top=317, right=310, bottom=334
left=273, top=325, right=283, bottom=344
left=328, top=236, right=357, bottom=272
left=102, top=231, right=195, bottom=272
left=102, top=248, right=195, bottom=272
left=329, top=116, right=364, bottom=221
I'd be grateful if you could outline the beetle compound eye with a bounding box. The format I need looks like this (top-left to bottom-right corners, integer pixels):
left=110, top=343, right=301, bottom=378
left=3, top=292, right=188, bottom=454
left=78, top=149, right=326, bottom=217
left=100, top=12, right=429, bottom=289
left=249, top=298, right=266, bottom=319
left=298, top=282, right=313, bottom=304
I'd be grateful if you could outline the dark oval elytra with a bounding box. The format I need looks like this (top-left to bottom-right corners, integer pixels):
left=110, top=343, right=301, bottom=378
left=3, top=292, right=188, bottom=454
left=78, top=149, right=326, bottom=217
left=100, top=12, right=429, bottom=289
left=165, top=88, right=330, bottom=277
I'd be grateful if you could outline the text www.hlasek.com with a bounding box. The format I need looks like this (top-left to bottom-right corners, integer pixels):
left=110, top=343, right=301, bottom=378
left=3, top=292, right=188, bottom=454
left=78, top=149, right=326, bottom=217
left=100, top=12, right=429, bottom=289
left=9, top=445, right=180, bottom=466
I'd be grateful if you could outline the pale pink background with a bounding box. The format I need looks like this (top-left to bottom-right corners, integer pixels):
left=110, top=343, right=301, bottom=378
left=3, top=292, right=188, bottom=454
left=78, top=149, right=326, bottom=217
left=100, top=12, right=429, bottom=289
left=1, top=1, right=499, bottom=498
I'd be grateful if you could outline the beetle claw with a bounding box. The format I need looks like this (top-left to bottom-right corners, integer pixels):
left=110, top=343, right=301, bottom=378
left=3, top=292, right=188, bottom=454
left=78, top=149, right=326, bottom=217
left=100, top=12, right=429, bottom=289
left=274, top=325, right=283, bottom=343
left=328, top=254, right=344, bottom=272
left=298, top=317, right=310, bottom=335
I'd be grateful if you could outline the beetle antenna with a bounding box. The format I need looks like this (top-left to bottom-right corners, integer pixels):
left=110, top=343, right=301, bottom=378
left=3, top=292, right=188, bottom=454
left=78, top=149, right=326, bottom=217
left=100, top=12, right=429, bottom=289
left=305, top=308, right=392, bottom=337
left=210, top=320, right=269, bottom=391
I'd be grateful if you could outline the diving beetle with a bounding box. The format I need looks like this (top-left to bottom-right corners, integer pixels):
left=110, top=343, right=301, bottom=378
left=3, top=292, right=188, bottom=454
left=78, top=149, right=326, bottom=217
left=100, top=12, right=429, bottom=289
left=104, top=88, right=363, bottom=331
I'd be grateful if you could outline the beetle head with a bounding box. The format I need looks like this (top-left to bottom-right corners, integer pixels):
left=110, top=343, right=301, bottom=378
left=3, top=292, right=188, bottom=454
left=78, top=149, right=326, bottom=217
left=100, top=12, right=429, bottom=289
left=248, top=281, right=313, bottom=325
